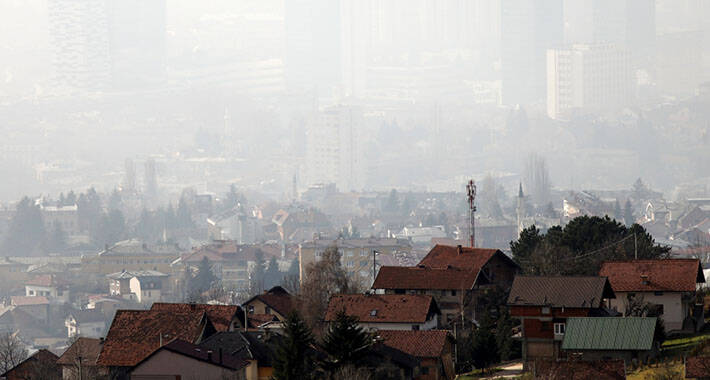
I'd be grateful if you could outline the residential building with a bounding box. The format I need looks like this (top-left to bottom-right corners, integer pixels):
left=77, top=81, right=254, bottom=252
left=561, top=317, right=658, bottom=364
left=298, top=237, right=412, bottom=286
left=40, top=204, right=80, bottom=237
left=97, top=309, right=218, bottom=379
left=242, top=286, right=294, bottom=326
left=56, top=337, right=107, bottom=380
left=373, top=245, right=519, bottom=326
left=395, top=226, right=447, bottom=245
left=599, top=259, right=706, bottom=332
left=10, top=296, right=49, bottom=324
left=207, top=207, right=263, bottom=243
left=107, top=270, right=168, bottom=303
left=65, top=309, right=106, bottom=338
left=532, top=359, right=626, bottom=379
left=24, top=274, right=70, bottom=304
left=547, top=44, right=632, bottom=120
left=507, top=276, right=617, bottom=366
left=325, top=294, right=441, bottom=331
left=82, top=239, right=184, bottom=275
left=129, top=339, right=247, bottom=380
left=376, top=330, right=456, bottom=380
left=0, top=349, right=59, bottom=380
left=150, top=303, right=244, bottom=332
left=199, top=331, right=282, bottom=380
left=0, top=256, right=29, bottom=283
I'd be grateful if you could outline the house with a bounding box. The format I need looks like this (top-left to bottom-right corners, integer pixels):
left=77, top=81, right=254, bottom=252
left=373, top=245, right=520, bottom=326
left=242, top=286, right=294, bottom=324
left=599, top=259, right=706, bottom=332
left=65, top=309, right=106, bottom=338
left=0, top=349, right=60, bottom=380
left=0, top=256, right=29, bottom=283
left=81, top=239, right=184, bottom=275
left=10, top=296, right=49, bottom=324
left=325, top=294, right=440, bottom=331
left=24, top=275, right=70, bottom=304
left=129, top=339, right=248, bottom=380
left=532, top=359, right=626, bottom=379
left=40, top=204, right=80, bottom=237
left=561, top=317, right=658, bottom=364
left=376, top=330, right=455, bottom=380
left=207, top=207, right=263, bottom=244
left=107, top=270, right=168, bottom=302
left=150, top=302, right=244, bottom=332
left=97, top=309, right=218, bottom=379
left=298, top=237, right=412, bottom=286
left=56, top=337, right=106, bottom=380
left=686, top=356, right=710, bottom=379
left=507, top=276, right=617, bottom=365
left=199, top=331, right=282, bottom=380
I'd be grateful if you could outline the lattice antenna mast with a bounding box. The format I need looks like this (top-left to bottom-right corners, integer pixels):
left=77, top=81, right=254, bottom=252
left=467, top=179, right=477, bottom=248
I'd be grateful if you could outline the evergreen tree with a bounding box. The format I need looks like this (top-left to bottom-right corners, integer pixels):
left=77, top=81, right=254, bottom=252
left=191, top=257, right=218, bottom=294
left=264, top=256, right=281, bottom=289
left=65, top=190, right=77, bottom=206
left=471, top=312, right=499, bottom=372
left=93, top=210, right=126, bottom=247
left=624, top=199, right=634, bottom=227
left=2, top=197, right=46, bottom=256
left=321, top=310, right=372, bottom=373
left=273, top=311, right=315, bottom=380
left=176, top=196, right=194, bottom=229
left=495, top=309, right=519, bottom=361
left=77, top=187, right=101, bottom=233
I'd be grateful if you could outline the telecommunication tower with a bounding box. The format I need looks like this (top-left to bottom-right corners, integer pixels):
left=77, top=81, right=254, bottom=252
left=467, top=180, right=477, bottom=248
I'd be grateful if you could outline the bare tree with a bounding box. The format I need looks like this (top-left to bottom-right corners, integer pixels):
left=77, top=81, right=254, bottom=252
left=298, top=244, right=364, bottom=333
left=0, top=331, right=28, bottom=374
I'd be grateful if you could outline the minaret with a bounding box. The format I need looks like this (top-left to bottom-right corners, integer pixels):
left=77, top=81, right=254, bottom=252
left=517, top=182, right=525, bottom=234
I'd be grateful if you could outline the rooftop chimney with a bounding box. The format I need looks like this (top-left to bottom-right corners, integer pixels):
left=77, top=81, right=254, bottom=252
left=457, top=245, right=463, bottom=255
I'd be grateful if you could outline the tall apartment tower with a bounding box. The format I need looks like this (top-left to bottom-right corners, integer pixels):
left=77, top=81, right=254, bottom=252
left=305, top=105, right=364, bottom=192
left=500, top=0, right=563, bottom=106
left=547, top=44, right=632, bottom=120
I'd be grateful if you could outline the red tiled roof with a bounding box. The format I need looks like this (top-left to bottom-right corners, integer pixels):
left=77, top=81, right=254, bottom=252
left=57, top=337, right=103, bottom=366
left=376, top=330, right=450, bottom=358
left=534, top=359, right=626, bottom=379
left=97, top=310, right=209, bottom=367
left=686, top=356, right=710, bottom=378
left=150, top=303, right=240, bottom=332
left=25, top=274, right=68, bottom=287
left=11, top=296, right=49, bottom=306
left=325, top=294, right=438, bottom=324
left=599, top=259, right=704, bottom=292
left=373, top=245, right=518, bottom=290
left=418, top=244, right=500, bottom=270
left=373, top=266, right=477, bottom=290
left=244, top=286, right=294, bottom=317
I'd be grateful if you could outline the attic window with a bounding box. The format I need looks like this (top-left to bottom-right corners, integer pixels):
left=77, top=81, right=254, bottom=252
left=370, top=309, right=377, bottom=316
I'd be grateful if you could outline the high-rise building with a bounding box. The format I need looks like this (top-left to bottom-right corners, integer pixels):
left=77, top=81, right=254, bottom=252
left=500, top=0, right=563, bottom=106
left=47, top=0, right=111, bottom=91
left=547, top=44, right=632, bottom=120
left=305, top=105, right=364, bottom=191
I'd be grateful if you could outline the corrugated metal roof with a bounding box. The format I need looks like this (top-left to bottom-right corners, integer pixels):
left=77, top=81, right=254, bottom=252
left=507, top=276, right=616, bottom=308
left=562, top=317, right=656, bottom=351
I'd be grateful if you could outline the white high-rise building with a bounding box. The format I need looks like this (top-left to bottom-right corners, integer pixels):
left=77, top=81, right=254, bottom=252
left=305, top=105, right=364, bottom=191
left=547, top=44, right=632, bottom=120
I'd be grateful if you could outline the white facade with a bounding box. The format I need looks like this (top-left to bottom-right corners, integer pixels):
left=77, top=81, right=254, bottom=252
left=547, top=44, right=632, bottom=120
left=608, top=291, right=686, bottom=331
left=129, top=277, right=162, bottom=304
left=65, top=318, right=105, bottom=339
left=359, top=315, right=439, bottom=332
left=25, top=285, right=69, bottom=304
left=305, top=105, right=364, bottom=191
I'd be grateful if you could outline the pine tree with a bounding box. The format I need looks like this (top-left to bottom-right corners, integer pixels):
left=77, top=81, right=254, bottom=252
left=273, top=311, right=315, bottom=380
left=2, top=197, right=46, bottom=256
left=249, top=250, right=266, bottom=295
left=495, top=309, right=519, bottom=361
left=191, top=257, right=218, bottom=294
left=471, top=312, right=499, bottom=372
left=322, top=310, right=372, bottom=373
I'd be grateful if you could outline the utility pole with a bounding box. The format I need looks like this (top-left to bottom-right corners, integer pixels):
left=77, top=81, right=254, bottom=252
left=467, top=180, right=477, bottom=248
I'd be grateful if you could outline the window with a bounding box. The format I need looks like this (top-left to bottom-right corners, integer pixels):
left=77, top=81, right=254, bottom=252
left=265, top=307, right=271, bottom=315
left=554, top=323, right=566, bottom=335
left=248, top=305, right=255, bottom=314
left=541, top=307, right=551, bottom=314
left=451, top=290, right=457, bottom=296
left=29, top=290, right=35, bottom=296
left=654, top=291, right=664, bottom=296
left=541, top=322, right=552, bottom=331
left=412, top=325, right=420, bottom=331
left=394, top=289, right=405, bottom=295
